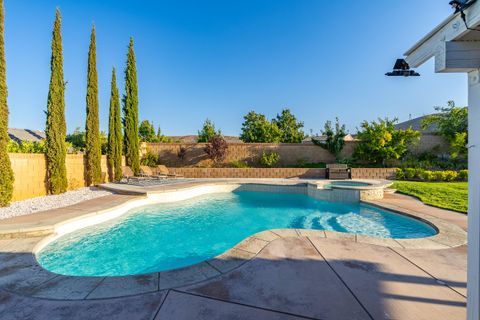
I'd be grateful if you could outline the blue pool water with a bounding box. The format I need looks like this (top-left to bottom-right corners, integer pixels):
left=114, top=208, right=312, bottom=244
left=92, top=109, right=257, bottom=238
left=37, top=191, right=436, bottom=276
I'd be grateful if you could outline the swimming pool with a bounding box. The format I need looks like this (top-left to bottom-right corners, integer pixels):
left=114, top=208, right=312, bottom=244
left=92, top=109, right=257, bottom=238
left=37, top=191, right=436, bottom=276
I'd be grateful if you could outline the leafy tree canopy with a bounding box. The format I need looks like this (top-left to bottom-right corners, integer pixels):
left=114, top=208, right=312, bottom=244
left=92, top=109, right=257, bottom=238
left=272, top=109, right=305, bottom=143
left=138, top=120, right=171, bottom=143
left=198, top=119, right=220, bottom=142
left=313, top=118, right=346, bottom=159
left=422, top=101, right=468, bottom=159
left=354, top=118, right=420, bottom=165
left=240, top=111, right=281, bottom=143
left=139, top=120, right=156, bottom=142
left=66, top=128, right=108, bottom=154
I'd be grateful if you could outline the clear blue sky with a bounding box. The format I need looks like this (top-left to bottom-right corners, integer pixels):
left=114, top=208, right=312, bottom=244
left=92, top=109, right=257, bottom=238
left=5, top=0, right=468, bottom=136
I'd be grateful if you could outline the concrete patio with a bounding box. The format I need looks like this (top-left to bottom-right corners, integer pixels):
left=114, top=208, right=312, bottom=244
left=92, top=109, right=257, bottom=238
left=0, top=191, right=468, bottom=320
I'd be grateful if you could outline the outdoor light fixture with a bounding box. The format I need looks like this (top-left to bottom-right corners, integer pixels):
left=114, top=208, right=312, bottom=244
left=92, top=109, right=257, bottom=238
left=449, top=0, right=480, bottom=30
left=385, top=59, right=420, bottom=77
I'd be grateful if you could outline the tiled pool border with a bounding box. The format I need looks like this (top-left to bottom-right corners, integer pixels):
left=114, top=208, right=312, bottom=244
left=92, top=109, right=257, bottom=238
left=0, top=179, right=467, bottom=300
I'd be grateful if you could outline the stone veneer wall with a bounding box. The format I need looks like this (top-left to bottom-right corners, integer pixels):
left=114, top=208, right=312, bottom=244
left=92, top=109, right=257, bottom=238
left=8, top=154, right=113, bottom=201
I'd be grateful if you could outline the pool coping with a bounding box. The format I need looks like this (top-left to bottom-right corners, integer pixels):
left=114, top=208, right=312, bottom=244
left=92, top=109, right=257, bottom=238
left=0, top=179, right=467, bottom=300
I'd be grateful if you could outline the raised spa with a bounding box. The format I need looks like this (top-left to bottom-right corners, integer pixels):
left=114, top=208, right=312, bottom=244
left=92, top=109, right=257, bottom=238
left=37, top=191, right=436, bottom=276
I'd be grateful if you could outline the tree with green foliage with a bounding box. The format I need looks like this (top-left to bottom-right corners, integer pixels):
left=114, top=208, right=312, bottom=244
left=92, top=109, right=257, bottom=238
left=156, top=127, right=172, bottom=143
left=354, top=118, right=420, bottom=166
left=139, top=120, right=157, bottom=142
left=123, top=37, right=140, bottom=174
left=198, top=119, right=220, bottom=142
left=422, top=101, right=468, bottom=159
left=107, top=67, right=122, bottom=181
left=272, top=109, right=305, bottom=143
left=0, top=0, right=13, bottom=207
left=66, top=128, right=86, bottom=152
left=240, top=111, right=281, bottom=143
left=7, top=140, right=45, bottom=154
left=313, top=118, right=347, bottom=160
left=45, top=9, right=68, bottom=194
left=85, top=25, right=102, bottom=185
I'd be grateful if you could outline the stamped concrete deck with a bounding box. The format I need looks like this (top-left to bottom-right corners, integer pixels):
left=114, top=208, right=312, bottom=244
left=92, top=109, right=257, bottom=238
left=0, top=236, right=467, bottom=319
left=0, top=183, right=469, bottom=319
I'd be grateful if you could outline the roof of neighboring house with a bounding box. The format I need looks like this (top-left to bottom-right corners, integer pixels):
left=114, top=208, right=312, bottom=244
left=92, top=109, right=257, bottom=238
left=302, top=134, right=357, bottom=144
left=8, top=128, right=46, bottom=143
left=394, top=115, right=439, bottom=134
left=168, top=135, right=243, bottom=143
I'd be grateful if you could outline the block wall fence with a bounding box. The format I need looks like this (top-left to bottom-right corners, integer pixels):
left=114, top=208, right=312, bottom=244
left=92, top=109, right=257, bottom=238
left=8, top=154, right=117, bottom=201
left=145, top=134, right=448, bottom=168
left=5, top=151, right=397, bottom=202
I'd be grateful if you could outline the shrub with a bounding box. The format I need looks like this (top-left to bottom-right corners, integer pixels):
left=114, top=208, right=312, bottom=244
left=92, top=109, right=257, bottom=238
left=443, top=170, right=458, bottom=182
left=414, top=168, right=425, bottom=180
left=260, top=151, right=280, bottom=168
left=404, top=168, right=416, bottom=180
left=230, top=160, right=249, bottom=168
left=354, top=118, right=420, bottom=165
left=7, top=140, right=46, bottom=153
left=433, top=171, right=446, bottom=182
left=459, top=170, right=468, bottom=181
left=140, top=152, right=159, bottom=167
left=177, top=146, right=187, bottom=161
left=395, top=168, right=405, bottom=180
left=419, top=170, right=435, bottom=181
left=204, top=135, right=228, bottom=164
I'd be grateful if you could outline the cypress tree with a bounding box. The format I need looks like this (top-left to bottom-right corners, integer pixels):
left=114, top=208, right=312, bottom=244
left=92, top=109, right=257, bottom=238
left=85, top=25, right=102, bottom=185
left=0, top=0, right=14, bottom=207
left=107, top=67, right=122, bottom=181
left=45, top=9, right=67, bottom=194
left=123, top=37, right=139, bottom=174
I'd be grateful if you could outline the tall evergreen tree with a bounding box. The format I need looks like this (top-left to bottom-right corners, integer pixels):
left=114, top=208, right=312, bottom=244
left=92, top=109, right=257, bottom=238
left=107, top=67, right=122, bottom=181
left=0, top=0, right=14, bottom=207
left=85, top=25, right=102, bottom=185
left=45, top=9, right=67, bottom=194
left=123, top=37, right=140, bottom=174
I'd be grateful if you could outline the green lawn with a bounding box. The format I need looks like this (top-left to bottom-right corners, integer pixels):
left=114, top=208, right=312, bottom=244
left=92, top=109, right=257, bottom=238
left=392, top=181, right=468, bottom=213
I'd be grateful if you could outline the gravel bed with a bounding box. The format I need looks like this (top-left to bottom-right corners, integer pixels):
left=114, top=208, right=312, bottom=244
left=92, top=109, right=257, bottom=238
left=0, top=187, right=114, bottom=220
